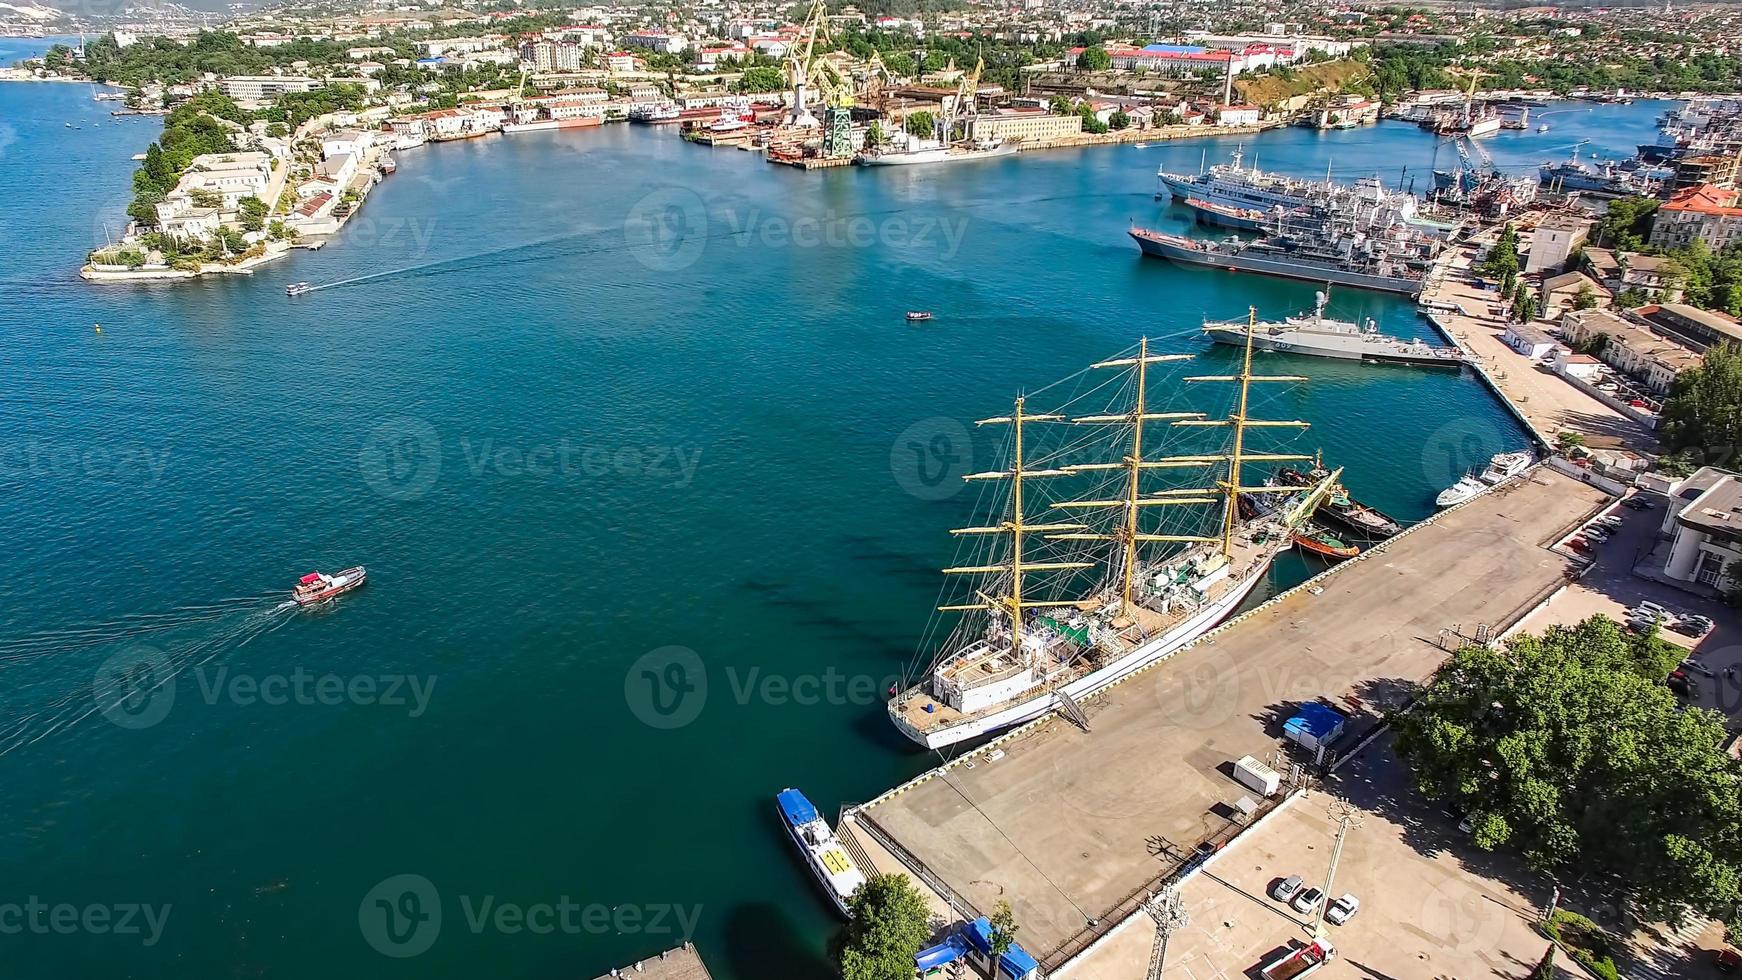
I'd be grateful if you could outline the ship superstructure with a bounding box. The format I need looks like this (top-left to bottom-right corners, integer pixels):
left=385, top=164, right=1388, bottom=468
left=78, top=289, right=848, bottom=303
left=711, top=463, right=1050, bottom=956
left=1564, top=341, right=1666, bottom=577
left=888, top=316, right=1337, bottom=749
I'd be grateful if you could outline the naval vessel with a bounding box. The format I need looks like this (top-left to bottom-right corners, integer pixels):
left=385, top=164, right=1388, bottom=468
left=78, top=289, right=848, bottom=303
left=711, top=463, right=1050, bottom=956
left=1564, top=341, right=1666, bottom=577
left=1130, top=228, right=1432, bottom=297
left=1204, top=293, right=1465, bottom=367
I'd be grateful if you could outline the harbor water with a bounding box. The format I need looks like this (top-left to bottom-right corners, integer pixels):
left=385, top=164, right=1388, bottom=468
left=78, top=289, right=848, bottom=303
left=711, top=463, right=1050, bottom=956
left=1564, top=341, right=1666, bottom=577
left=0, top=55, right=1666, bottom=978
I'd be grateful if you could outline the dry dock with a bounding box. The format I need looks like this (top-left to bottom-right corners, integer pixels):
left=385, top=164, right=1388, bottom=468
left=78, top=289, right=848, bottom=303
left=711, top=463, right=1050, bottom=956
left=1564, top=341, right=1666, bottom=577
left=850, top=468, right=1608, bottom=970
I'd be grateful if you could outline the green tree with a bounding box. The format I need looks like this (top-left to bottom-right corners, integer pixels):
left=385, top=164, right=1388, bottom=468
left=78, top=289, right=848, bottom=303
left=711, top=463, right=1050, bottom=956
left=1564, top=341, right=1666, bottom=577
left=238, top=197, right=268, bottom=233
left=1572, top=282, right=1600, bottom=311
left=1077, top=45, right=1112, bottom=71
left=834, top=874, right=932, bottom=980
left=1048, top=94, right=1073, bottom=115
left=1512, top=290, right=1537, bottom=323
left=737, top=65, right=785, bottom=93
left=1528, top=943, right=1557, bottom=980
left=864, top=120, right=886, bottom=147
left=1661, top=342, right=1742, bottom=454
left=1109, top=109, right=1131, bottom=130
left=989, top=900, right=1019, bottom=980
left=1594, top=196, right=1659, bottom=251
left=905, top=111, right=935, bottom=138
left=1394, top=616, right=1741, bottom=924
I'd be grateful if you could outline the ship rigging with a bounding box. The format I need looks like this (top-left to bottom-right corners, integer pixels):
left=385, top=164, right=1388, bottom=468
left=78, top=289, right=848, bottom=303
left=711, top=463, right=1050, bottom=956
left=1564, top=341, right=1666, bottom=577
left=890, top=313, right=1337, bottom=749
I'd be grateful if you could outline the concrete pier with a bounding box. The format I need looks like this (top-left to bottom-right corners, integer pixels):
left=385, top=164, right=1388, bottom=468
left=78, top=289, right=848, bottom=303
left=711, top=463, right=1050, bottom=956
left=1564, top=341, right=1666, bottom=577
left=850, top=468, right=1608, bottom=969
left=591, top=943, right=713, bottom=980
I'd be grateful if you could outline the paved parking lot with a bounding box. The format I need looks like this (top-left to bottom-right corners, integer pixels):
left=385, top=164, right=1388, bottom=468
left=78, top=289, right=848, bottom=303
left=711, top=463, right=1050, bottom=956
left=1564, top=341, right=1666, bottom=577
left=1520, top=489, right=1742, bottom=717
left=1058, top=734, right=1567, bottom=980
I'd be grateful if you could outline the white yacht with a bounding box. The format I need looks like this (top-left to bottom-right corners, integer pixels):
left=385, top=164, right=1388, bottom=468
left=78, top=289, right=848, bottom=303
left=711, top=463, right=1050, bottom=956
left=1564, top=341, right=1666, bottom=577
left=1435, top=474, right=1487, bottom=508
left=1480, top=451, right=1533, bottom=485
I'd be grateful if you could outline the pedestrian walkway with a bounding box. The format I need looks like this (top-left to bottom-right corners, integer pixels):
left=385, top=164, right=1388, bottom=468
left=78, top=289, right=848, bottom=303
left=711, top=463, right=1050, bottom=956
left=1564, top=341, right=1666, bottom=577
left=1627, top=915, right=1716, bottom=980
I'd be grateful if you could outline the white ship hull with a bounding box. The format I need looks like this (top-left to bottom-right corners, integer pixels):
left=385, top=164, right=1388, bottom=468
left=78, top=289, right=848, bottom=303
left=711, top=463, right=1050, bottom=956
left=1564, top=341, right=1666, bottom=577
left=856, top=143, right=1018, bottom=167
left=891, top=556, right=1273, bottom=749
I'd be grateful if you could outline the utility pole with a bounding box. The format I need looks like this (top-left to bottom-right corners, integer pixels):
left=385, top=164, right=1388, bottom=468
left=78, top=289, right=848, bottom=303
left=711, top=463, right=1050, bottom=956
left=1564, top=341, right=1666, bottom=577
left=1311, top=799, right=1363, bottom=935
left=1144, top=888, right=1189, bottom=980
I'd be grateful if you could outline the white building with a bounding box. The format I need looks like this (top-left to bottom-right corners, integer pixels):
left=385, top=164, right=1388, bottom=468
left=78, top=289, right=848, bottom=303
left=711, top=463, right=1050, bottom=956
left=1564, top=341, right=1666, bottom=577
left=1660, top=467, right=1742, bottom=593
left=622, top=31, right=688, bottom=55
left=218, top=75, right=323, bottom=100
left=1526, top=214, right=1591, bottom=275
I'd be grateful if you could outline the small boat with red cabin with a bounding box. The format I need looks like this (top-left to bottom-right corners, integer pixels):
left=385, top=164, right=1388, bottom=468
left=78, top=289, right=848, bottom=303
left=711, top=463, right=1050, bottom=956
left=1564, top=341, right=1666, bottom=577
left=292, top=567, right=366, bottom=606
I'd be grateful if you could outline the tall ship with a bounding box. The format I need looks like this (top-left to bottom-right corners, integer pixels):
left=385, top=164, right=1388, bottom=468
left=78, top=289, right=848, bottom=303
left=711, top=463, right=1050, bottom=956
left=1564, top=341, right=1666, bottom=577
left=1129, top=228, right=1432, bottom=297
left=1203, top=292, right=1465, bottom=367
left=888, top=316, right=1338, bottom=749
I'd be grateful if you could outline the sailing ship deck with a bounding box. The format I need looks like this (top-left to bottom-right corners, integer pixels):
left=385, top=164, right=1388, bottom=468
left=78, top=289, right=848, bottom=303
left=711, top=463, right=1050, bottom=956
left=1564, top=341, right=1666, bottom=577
left=893, top=532, right=1278, bottom=736
left=859, top=468, right=1608, bottom=966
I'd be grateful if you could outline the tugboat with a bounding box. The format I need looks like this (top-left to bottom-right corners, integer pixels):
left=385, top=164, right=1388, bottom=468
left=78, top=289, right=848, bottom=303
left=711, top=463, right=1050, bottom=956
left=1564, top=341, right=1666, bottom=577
left=286, top=282, right=313, bottom=297
left=775, top=788, right=866, bottom=916
left=1292, top=525, right=1360, bottom=559
left=291, top=567, right=367, bottom=606
left=905, top=311, right=933, bottom=322
left=1275, top=461, right=1403, bottom=537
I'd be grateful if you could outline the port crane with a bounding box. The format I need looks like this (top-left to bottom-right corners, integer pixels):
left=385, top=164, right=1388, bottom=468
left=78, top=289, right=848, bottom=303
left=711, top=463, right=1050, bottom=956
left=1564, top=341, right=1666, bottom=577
left=783, top=0, right=832, bottom=127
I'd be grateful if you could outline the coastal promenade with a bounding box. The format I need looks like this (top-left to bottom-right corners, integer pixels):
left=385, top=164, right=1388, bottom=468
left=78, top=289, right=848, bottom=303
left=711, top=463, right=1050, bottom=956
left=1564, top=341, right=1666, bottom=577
left=1421, top=239, right=1658, bottom=455
left=850, top=468, right=1608, bottom=969
left=590, top=944, right=713, bottom=980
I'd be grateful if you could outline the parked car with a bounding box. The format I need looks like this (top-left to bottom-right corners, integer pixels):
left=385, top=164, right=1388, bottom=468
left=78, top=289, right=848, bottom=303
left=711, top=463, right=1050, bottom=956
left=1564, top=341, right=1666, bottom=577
left=1594, top=515, right=1623, bottom=529
left=1271, top=875, right=1304, bottom=903
left=1325, top=894, right=1360, bottom=925
left=1568, top=537, right=1592, bottom=553
left=1716, top=947, right=1741, bottom=973
left=1623, top=496, right=1657, bottom=511
left=1584, top=527, right=1612, bottom=541
left=1673, top=614, right=1714, bottom=637
left=1682, top=658, right=1715, bottom=678
left=1291, top=887, right=1325, bottom=915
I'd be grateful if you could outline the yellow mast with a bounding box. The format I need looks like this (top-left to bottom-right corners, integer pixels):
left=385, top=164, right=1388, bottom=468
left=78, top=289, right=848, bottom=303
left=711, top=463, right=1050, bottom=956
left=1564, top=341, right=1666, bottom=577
left=940, top=397, right=1090, bottom=651
left=1178, top=307, right=1310, bottom=557
left=1221, top=308, right=1257, bottom=557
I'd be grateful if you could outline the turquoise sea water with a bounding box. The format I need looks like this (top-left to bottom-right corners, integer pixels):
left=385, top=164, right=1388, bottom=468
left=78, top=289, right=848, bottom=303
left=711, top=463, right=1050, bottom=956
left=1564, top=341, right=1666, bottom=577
left=0, top=56, right=1665, bottom=978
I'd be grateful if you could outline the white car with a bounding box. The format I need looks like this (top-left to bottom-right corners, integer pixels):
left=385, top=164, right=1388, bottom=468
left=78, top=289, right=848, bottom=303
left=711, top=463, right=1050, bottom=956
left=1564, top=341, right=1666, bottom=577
left=1271, top=875, right=1304, bottom=903
left=1291, top=887, right=1325, bottom=915
left=1325, top=894, right=1360, bottom=925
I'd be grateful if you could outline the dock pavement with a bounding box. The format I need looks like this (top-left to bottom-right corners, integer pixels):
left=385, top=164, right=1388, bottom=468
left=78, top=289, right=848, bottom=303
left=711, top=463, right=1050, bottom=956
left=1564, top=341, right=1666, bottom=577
left=851, top=467, right=1609, bottom=970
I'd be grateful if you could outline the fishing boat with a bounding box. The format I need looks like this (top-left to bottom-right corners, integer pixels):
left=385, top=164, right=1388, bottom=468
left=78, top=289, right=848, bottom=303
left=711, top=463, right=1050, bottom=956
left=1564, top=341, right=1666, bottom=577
left=291, top=567, right=366, bottom=606
left=906, top=311, right=933, bottom=321
left=775, top=788, right=866, bottom=916
left=1293, top=525, right=1359, bottom=559
left=888, top=312, right=1338, bottom=749
left=1275, top=462, right=1403, bottom=537
left=286, top=282, right=313, bottom=296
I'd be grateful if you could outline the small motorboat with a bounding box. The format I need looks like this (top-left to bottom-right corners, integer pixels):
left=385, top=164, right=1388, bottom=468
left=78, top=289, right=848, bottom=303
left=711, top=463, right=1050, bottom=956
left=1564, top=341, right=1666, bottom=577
left=286, top=282, right=313, bottom=296
left=1436, top=473, right=1486, bottom=508
left=905, top=311, right=933, bottom=322
left=1537, top=123, right=1550, bottom=133
left=1292, top=527, right=1360, bottom=560
left=292, top=567, right=366, bottom=606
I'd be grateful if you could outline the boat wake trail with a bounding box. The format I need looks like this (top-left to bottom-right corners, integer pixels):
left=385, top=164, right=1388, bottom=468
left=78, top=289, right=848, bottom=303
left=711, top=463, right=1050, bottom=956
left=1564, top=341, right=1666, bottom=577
left=0, top=595, right=299, bottom=756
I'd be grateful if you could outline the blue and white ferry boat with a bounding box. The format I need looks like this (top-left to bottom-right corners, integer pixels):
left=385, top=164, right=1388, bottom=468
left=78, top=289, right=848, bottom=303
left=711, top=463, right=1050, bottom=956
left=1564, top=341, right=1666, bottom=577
left=776, top=788, right=867, bottom=917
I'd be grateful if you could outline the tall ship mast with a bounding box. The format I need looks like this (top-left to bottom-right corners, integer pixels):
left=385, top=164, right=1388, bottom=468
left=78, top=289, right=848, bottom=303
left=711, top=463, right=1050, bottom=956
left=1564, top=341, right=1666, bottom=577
left=889, top=316, right=1340, bottom=749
